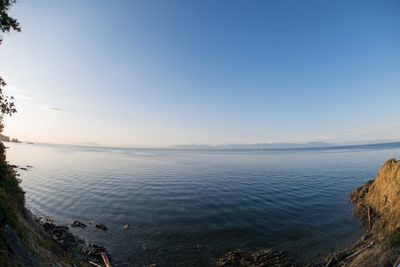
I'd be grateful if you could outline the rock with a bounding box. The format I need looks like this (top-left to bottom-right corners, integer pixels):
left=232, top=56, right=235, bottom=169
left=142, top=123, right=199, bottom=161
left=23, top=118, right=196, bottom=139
left=341, top=158, right=400, bottom=267
left=95, top=223, right=108, bottom=231
left=349, top=180, right=374, bottom=205
left=83, top=244, right=110, bottom=264
left=364, top=159, right=400, bottom=234
left=349, top=159, right=400, bottom=235
left=216, top=249, right=295, bottom=267
left=40, top=220, right=112, bottom=264
left=70, top=220, right=87, bottom=228
left=42, top=222, right=81, bottom=251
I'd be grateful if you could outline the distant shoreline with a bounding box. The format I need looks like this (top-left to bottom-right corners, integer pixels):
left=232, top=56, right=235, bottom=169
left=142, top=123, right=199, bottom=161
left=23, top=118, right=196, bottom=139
left=6, top=139, right=400, bottom=152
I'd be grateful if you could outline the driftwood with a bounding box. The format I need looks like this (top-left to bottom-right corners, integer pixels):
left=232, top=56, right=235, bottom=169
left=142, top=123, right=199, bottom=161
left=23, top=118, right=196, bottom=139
left=325, top=241, right=375, bottom=266
left=88, top=252, right=112, bottom=267
left=89, top=261, right=102, bottom=267
left=345, top=241, right=374, bottom=260
left=101, top=252, right=112, bottom=267
left=324, top=257, right=333, bottom=267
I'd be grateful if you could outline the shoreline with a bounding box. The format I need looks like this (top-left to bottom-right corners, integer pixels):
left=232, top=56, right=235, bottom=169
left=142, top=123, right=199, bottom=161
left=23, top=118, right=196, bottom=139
left=37, top=216, right=111, bottom=267
left=2, top=204, right=112, bottom=266
left=0, top=142, right=111, bottom=267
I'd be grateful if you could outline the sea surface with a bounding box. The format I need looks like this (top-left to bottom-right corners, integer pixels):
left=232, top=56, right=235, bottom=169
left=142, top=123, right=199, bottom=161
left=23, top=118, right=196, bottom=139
left=6, top=142, right=400, bottom=266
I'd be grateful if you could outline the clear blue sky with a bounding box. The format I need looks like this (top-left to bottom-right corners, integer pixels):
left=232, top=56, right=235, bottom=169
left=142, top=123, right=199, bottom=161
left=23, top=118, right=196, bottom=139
left=0, top=0, right=399, bottom=146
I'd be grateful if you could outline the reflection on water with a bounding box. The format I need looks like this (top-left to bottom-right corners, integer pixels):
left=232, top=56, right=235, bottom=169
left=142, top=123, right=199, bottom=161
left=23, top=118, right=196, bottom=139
left=6, top=142, right=400, bottom=266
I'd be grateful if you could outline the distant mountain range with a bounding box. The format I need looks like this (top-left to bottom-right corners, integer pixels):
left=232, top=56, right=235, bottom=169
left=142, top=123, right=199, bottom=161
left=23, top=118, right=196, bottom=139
left=173, top=140, right=400, bottom=150
left=174, top=141, right=334, bottom=150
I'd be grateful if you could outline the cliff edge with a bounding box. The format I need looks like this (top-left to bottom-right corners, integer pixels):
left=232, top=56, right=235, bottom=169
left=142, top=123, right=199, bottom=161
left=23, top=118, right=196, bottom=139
left=364, top=159, right=400, bottom=234
left=343, top=158, right=400, bottom=267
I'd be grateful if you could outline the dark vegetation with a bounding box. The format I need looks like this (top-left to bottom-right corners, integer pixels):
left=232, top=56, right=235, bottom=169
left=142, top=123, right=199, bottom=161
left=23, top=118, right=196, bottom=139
left=0, top=1, right=24, bottom=264
left=0, top=143, right=26, bottom=264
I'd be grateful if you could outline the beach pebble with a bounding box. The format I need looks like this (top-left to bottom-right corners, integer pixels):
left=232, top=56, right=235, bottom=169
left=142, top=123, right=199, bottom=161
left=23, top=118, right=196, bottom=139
left=95, top=223, right=108, bottom=231
left=71, top=220, right=87, bottom=228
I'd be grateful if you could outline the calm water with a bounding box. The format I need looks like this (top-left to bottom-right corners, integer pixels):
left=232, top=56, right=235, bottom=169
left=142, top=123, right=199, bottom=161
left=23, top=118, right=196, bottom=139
left=6, top=142, right=400, bottom=266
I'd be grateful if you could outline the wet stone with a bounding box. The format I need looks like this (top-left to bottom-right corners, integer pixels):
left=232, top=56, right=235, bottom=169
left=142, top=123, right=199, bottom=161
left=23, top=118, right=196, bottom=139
left=95, top=223, right=108, bottom=231
left=71, top=220, right=87, bottom=228
left=216, top=249, right=296, bottom=267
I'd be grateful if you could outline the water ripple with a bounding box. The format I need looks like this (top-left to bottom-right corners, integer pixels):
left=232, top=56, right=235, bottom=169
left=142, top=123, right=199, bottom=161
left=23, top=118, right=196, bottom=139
left=5, top=142, right=400, bottom=266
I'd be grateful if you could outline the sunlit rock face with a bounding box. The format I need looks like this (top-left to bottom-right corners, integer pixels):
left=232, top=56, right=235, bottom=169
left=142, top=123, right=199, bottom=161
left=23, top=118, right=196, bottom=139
left=365, top=159, right=400, bottom=234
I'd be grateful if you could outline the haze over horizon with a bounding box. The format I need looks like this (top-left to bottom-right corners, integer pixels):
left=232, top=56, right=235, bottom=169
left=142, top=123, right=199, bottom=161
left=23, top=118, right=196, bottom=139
left=0, top=0, right=399, bottom=147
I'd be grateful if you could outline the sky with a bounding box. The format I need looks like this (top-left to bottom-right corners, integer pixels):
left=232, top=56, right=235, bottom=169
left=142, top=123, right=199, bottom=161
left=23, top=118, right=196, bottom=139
left=0, top=0, right=399, bottom=147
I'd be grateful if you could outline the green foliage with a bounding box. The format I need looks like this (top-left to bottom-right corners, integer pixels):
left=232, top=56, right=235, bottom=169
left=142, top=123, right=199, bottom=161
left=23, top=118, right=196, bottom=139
left=0, top=77, right=17, bottom=133
left=0, top=0, right=21, bottom=44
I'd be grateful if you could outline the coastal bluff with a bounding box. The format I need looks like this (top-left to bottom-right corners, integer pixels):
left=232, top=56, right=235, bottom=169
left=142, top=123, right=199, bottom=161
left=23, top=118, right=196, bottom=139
left=364, top=159, right=400, bottom=234
left=345, top=158, right=400, bottom=267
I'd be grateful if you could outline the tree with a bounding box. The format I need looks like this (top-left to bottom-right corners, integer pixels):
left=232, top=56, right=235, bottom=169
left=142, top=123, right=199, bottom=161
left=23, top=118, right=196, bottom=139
left=0, top=0, right=20, bottom=132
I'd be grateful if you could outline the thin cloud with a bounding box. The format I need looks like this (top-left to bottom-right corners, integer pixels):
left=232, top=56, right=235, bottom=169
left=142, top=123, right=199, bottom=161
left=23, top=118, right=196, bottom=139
left=41, top=105, right=64, bottom=112
left=304, top=123, right=400, bottom=142
left=15, top=94, right=36, bottom=101
left=5, top=85, right=36, bottom=101
left=4, top=85, right=18, bottom=92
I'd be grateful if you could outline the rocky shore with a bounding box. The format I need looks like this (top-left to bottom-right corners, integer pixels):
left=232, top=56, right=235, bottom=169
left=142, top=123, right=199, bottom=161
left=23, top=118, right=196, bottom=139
left=216, top=249, right=296, bottom=267
left=216, top=159, right=400, bottom=267
left=40, top=218, right=111, bottom=266
left=342, top=158, right=400, bottom=266
left=2, top=212, right=111, bottom=267
left=0, top=142, right=112, bottom=266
